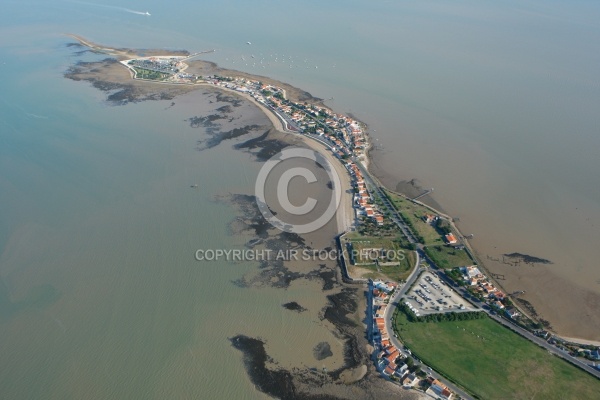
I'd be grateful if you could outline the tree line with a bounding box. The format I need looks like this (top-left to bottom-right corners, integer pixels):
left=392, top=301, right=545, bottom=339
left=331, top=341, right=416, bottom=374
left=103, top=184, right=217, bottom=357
left=399, top=303, right=486, bottom=323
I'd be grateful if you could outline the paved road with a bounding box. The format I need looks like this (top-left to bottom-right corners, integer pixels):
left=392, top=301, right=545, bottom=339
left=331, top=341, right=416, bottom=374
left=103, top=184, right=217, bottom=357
left=382, top=260, right=475, bottom=400
left=433, top=273, right=600, bottom=380
left=353, top=161, right=419, bottom=244
left=488, top=312, right=600, bottom=379
left=359, top=162, right=600, bottom=382
left=304, top=132, right=600, bottom=384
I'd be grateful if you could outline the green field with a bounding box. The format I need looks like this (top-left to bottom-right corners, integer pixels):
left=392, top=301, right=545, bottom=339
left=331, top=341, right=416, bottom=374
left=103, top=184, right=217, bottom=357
left=425, top=244, right=474, bottom=269
left=343, top=234, right=415, bottom=281
left=393, top=310, right=600, bottom=400
left=133, top=67, right=169, bottom=81
left=383, top=190, right=444, bottom=245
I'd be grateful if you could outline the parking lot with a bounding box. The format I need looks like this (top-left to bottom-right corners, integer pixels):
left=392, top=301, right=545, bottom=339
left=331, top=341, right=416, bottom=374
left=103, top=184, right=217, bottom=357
left=404, top=271, right=476, bottom=315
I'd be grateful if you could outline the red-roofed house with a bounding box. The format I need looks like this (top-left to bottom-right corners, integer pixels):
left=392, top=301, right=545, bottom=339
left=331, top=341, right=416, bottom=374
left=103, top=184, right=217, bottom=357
left=445, top=233, right=458, bottom=244
left=386, top=351, right=399, bottom=364
left=427, top=379, right=453, bottom=400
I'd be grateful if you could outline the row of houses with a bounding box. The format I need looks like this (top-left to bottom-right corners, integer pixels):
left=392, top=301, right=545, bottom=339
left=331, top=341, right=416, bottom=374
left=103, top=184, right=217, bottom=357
left=459, top=266, right=521, bottom=319
left=371, top=281, right=458, bottom=399
left=370, top=282, right=422, bottom=390
left=347, top=162, right=384, bottom=225
left=257, top=83, right=370, bottom=160
left=203, top=77, right=383, bottom=227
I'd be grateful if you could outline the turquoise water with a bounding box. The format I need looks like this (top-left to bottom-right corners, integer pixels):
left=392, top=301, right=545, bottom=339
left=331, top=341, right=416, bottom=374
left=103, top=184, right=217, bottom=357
left=1, top=0, right=600, bottom=397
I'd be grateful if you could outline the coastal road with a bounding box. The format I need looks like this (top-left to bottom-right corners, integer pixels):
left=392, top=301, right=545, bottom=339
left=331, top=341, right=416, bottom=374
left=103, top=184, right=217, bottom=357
left=309, top=133, right=600, bottom=383
left=487, top=313, right=600, bottom=379
left=431, top=272, right=600, bottom=380
left=352, top=160, right=419, bottom=244
left=244, top=94, right=600, bottom=383
left=382, top=258, right=476, bottom=400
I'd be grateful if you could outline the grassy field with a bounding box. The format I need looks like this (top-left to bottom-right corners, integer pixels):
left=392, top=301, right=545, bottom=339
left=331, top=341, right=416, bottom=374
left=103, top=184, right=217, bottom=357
left=343, top=234, right=415, bottom=281
left=133, top=67, right=169, bottom=81
left=425, top=244, right=474, bottom=269
left=383, top=190, right=444, bottom=245
left=393, top=310, right=600, bottom=400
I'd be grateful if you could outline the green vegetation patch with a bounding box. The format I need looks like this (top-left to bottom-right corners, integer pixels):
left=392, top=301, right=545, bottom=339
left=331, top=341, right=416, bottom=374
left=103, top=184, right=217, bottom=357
left=383, top=190, right=443, bottom=245
left=398, top=303, right=484, bottom=323
left=425, top=245, right=474, bottom=269
left=393, top=310, right=600, bottom=400
left=133, top=68, right=169, bottom=81
left=344, top=233, right=415, bottom=281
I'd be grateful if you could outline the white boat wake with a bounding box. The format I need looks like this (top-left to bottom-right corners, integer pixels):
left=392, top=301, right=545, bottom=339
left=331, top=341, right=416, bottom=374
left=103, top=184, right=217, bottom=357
left=67, top=0, right=150, bottom=16
left=124, top=8, right=150, bottom=16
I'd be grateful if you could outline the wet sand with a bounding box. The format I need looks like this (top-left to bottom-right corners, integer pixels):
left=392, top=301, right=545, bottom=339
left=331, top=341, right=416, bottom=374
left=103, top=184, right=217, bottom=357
left=370, top=138, right=600, bottom=342
left=62, top=34, right=597, bottom=397
left=63, top=45, right=424, bottom=396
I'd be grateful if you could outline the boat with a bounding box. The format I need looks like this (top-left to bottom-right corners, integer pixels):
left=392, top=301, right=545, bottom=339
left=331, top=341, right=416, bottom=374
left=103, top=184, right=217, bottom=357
left=145, top=11, right=151, bottom=16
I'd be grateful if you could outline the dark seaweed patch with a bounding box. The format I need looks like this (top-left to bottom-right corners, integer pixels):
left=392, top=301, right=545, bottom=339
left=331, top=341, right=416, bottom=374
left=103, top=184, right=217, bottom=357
left=503, top=253, right=552, bottom=266
left=215, top=92, right=243, bottom=107
left=313, top=342, right=333, bottom=361
left=283, top=301, right=307, bottom=313
left=230, top=335, right=345, bottom=400
left=234, top=129, right=290, bottom=161
left=196, top=124, right=264, bottom=150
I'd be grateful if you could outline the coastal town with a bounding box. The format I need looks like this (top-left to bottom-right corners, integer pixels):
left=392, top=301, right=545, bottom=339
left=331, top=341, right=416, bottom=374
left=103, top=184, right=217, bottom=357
left=119, top=53, right=600, bottom=399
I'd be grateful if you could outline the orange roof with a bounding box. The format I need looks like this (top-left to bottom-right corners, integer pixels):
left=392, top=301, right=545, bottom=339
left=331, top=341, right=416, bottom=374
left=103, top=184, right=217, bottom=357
left=445, top=233, right=457, bottom=243
left=386, top=351, right=399, bottom=363
left=432, top=379, right=447, bottom=389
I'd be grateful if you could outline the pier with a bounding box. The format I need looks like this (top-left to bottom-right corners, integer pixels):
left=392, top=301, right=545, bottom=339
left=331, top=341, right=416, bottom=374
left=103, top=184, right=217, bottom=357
left=412, top=188, right=433, bottom=201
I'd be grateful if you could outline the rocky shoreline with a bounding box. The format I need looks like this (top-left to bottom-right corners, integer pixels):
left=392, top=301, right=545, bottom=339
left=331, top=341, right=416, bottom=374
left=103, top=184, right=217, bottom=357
left=61, top=37, right=423, bottom=399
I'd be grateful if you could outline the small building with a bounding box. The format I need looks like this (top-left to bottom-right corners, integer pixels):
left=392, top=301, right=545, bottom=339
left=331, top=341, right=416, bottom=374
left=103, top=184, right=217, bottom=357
left=427, top=379, right=453, bottom=400
left=445, top=233, right=458, bottom=244
left=491, top=291, right=506, bottom=301
left=402, top=373, right=419, bottom=387
left=386, top=350, right=399, bottom=364
left=505, top=307, right=520, bottom=319
left=423, top=214, right=438, bottom=224
left=397, top=363, right=409, bottom=375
